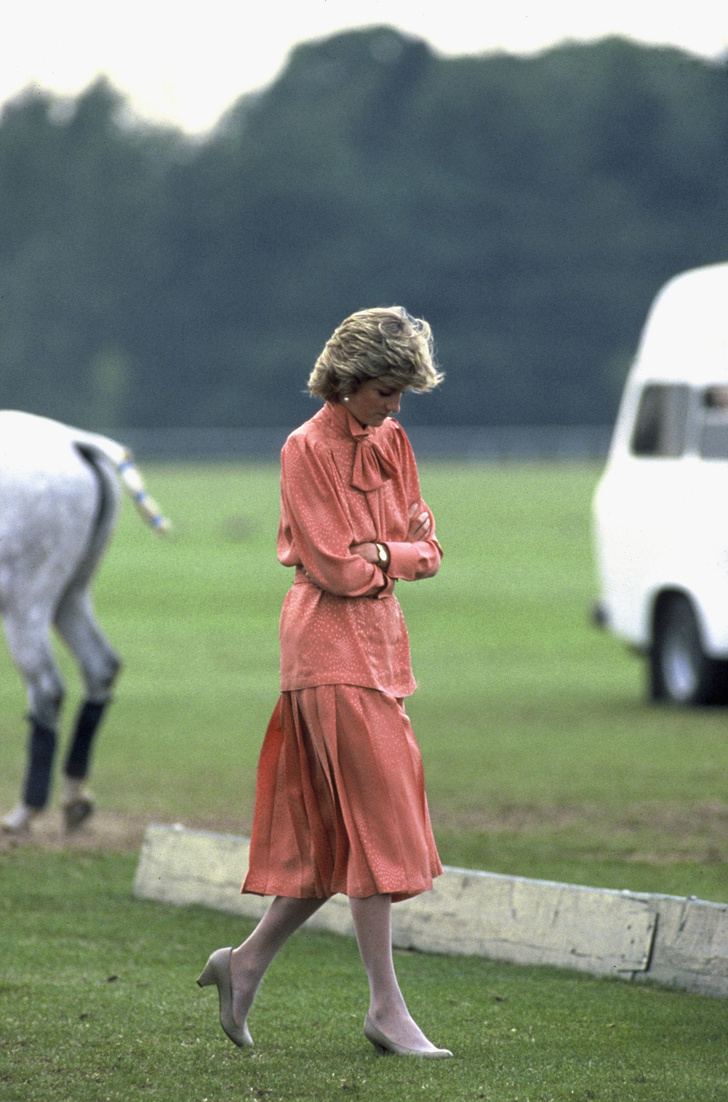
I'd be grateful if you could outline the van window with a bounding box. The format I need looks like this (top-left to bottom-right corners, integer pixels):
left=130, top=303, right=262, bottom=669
left=698, top=386, right=728, bottom=459
left=630, top=384, right=690, bottom=457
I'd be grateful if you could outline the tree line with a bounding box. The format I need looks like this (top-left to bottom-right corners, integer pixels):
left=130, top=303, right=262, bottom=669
left=1, top=27, right=727, bottom=431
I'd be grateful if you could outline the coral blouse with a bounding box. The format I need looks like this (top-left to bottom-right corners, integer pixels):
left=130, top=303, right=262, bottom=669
left=277, top=401, right=442, bottom=697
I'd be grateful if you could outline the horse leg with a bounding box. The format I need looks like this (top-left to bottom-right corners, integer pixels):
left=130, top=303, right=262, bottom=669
left=61, top=701, right=108, bottom=830
left=54, top=590, right=122, bottom=830
left=23, top=717, right=59, bottom=809
left=1, top=619, right=64, bottom=833
left=65, top=700, right=109, bottom=780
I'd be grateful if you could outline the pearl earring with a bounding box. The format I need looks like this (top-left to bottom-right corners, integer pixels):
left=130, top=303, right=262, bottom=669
left=343, top=396, right=349, bottom=402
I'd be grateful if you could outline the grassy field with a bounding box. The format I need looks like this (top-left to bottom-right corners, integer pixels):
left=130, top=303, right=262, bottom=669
left=2, top=850, right=727, bottom=1102
left=2, top=461, right=727, bottom=1101
left=0, top=460, right=726, bottom=900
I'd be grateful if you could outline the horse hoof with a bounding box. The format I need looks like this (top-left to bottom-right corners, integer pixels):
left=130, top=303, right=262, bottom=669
left=63, top=795, right=95, bottom=832
left=1, top=804, right=37, bottom=834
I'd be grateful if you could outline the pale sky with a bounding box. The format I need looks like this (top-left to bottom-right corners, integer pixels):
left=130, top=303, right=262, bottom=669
left=2, top=0, right=727, bottom=135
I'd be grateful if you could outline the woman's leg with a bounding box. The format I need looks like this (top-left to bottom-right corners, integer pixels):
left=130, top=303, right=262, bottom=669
left=349, top=893, right=441, bottom=1053
left=229, top=896, right=326, bottom=1027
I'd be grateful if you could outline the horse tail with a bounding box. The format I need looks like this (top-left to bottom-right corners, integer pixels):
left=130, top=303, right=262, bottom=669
left=74, top=433, right=171, bottom=535
left=116, top=451, right=171, bottom=533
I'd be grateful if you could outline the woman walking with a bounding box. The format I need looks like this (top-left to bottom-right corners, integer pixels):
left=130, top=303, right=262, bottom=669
left=198, top=307, right=451, bottom=1057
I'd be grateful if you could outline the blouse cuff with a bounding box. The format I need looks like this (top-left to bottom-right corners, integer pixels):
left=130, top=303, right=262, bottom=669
left=386, top=541, right=433, bottom=580
left=373, top=570, right=396, bottom=598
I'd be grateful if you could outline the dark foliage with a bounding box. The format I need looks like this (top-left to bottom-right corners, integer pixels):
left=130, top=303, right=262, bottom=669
left=1, top=29, right=727, bottom=430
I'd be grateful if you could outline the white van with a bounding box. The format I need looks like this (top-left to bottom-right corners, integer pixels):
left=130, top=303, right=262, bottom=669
left=593, top=261, right=728, bottom=705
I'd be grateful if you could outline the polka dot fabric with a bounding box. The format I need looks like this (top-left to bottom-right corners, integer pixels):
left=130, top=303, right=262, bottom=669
left=243, top=400, right=444, bottom=902
left=277, top=401, right=442, bottom=696
left=242, top=688, right=443, bottom=901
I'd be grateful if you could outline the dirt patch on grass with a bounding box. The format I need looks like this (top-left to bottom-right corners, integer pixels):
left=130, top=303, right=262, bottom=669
left=435, top=799, right=728, bottom=834
left=0, top=809, right=253, bottom=855
left=432, top=800, right=728, bottom=863
left=3, top=800, right=728, bottom=866
left=0, top=811, right=151, bottom=854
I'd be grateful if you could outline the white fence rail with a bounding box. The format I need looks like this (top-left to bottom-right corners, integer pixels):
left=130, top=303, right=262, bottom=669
left=135, top=825, right=728, bottom=999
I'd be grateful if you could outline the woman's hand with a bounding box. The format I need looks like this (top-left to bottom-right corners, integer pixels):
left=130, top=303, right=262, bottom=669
left=349, top=541, right=379, bottom=564
left=406, top=502, right=431, bottom=542
left=350, top=504, right=430, bottom=562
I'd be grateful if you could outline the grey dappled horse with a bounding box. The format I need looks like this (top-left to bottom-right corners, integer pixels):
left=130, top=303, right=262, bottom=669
left=0, top=411, right=169, bottom=834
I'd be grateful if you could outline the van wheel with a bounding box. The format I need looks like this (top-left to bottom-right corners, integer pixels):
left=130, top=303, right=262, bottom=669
left=650, top=594, right=728, bottom=705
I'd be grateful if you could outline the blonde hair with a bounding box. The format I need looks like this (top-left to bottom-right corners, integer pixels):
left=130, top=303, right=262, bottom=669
left=308, top=306, right=444, bottom=402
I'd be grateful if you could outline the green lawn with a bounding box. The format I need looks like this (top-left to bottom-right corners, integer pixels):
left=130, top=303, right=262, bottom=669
left=0, top=461, right=726, bottom=902
left=2, top=461, right=727, bottom=1102
left=1, top=851, right=727, bottom=1102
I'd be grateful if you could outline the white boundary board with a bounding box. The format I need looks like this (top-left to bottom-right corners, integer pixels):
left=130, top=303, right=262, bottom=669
left=134, top=824, right=728, bottom=998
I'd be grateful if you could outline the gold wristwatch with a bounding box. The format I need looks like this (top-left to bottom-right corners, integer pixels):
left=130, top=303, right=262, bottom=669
left=375, top=542, right=390, bottom=570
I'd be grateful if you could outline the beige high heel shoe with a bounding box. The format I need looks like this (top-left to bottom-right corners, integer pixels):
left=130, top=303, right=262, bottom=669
left=197, top=947, right=253, bottom=1049
left=364, top=1014, right=452, bottom=1058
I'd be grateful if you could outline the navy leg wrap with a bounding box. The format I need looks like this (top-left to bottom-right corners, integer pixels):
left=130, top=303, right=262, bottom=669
left=22, top=718, right=57, bottom=810
left=64, top=701, right=108, bottom=780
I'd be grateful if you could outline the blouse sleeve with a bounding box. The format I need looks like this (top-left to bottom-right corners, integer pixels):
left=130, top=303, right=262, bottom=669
left=384, top=427, right=443, bottom=581
left=278, top=434, right=391, bottom=599
left=385, top=504, right=442, bottom=580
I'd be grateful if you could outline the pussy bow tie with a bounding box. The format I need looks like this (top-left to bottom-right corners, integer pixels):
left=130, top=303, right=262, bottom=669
left=351, top=436, right=398, bottom=491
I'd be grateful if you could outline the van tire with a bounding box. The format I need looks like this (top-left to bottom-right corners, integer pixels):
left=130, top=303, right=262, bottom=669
left=650, top=594, right=728, bottom=705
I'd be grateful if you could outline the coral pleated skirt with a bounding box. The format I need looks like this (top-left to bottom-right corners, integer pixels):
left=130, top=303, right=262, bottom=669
left=241, top=685, right=442, bottom=903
